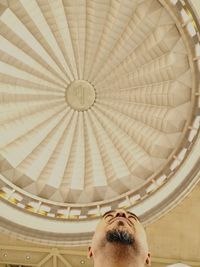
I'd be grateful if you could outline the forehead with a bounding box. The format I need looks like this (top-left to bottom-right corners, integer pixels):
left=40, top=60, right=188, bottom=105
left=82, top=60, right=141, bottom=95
left=102, top=209, right=140, bottom=221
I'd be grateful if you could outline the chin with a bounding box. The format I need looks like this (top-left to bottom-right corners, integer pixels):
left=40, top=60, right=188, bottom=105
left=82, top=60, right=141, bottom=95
left=106, top=228, right=135, bottom=245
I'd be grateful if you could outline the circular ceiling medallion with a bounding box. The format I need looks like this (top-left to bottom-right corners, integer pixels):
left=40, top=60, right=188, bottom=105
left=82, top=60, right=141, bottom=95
left=65, top=80, right=95, bottom=111
left=0, top=0, right=200, bottom=246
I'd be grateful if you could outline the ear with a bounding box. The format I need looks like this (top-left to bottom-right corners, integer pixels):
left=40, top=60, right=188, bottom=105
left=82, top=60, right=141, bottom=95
left=87, top=246, right=93, bottom=259
left=145, top=252, right=151, bottom=266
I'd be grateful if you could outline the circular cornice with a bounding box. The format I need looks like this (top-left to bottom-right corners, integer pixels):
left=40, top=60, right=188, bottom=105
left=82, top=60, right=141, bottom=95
left=0, top=0, right=200, bottom=245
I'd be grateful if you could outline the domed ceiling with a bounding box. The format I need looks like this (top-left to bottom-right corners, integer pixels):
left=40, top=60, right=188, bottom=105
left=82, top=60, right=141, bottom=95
left=0, top=0, right=200, bottom=245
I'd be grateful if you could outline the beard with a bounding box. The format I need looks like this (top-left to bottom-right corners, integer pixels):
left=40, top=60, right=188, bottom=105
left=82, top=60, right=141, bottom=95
left=106, top=229, right=134, bottom=245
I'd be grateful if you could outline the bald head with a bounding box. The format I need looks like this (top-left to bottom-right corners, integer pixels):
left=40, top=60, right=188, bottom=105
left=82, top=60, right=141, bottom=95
left=88, top=209, right=151, bottom=267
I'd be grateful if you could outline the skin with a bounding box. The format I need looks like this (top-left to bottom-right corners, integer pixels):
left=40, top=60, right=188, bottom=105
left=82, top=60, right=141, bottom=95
left=88, top=209, right=151, bottom=267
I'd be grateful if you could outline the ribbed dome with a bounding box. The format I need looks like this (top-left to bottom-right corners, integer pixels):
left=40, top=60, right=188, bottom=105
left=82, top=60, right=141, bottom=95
left=0, top=0, right=199, bottom=229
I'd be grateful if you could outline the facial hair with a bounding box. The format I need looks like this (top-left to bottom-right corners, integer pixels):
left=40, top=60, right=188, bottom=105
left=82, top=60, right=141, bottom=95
left=106, top=229, right=134, bottom=245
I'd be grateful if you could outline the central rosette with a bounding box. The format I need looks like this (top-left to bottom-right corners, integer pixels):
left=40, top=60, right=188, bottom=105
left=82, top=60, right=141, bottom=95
left=65, top=80, right=96, bottom=111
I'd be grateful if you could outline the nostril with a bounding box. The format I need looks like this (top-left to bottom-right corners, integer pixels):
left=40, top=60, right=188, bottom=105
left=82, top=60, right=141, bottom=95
left=116, top=212, right=126, bottom=218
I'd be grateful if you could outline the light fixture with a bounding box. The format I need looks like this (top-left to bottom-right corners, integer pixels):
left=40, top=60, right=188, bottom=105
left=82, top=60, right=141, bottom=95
left=80, top=259, right=85, bottom=264
left=26, top=255, right=31, bottom=260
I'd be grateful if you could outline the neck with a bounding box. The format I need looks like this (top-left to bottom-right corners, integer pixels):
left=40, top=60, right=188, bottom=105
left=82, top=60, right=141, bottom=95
left=93, top=243, right=143, bottom=267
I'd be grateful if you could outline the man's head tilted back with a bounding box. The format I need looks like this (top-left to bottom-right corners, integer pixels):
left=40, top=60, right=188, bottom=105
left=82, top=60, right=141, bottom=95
left=88, top=209, right=151, bottom=267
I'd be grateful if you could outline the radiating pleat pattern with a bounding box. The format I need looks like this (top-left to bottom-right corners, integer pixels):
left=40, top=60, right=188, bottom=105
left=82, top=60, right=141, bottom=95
left=0, top=0, right=192, bottom=203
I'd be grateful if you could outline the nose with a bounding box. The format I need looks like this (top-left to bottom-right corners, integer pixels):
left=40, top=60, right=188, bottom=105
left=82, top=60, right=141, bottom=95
left=115, top=210, right=127, bottom=218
